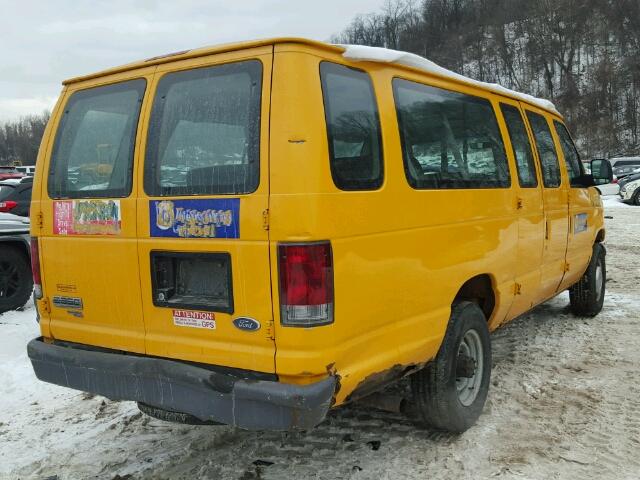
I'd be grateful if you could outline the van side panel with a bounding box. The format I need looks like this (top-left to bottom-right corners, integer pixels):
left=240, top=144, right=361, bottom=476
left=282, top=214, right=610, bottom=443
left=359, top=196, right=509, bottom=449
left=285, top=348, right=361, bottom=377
left=270, top=45, right=517, bottom=403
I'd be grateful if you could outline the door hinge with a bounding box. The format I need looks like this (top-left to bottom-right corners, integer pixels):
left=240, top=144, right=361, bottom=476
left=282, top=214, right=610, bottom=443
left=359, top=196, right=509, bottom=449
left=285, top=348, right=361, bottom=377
left=516, top=197, right=524, bottom=210
left=262, top=209, right=269, bottom=231
left=35, top=211, right=44, bottom=229
left=564, top=262, right=570, bottom=273
left=514, top=282, right=522, bottom=295
left=264, top=319, right=275, bottom=340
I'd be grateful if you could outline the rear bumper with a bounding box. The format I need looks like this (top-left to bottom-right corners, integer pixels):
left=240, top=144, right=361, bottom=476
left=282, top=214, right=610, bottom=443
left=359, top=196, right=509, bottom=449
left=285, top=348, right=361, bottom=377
left=27, top=337, right=336, bottom=431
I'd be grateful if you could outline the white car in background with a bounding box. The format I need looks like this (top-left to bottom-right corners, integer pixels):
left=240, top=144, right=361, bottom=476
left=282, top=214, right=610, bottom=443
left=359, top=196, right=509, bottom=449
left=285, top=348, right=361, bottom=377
left=610, top=157, right=640, bottom=178
left=15, top=165, right=36, bottom=176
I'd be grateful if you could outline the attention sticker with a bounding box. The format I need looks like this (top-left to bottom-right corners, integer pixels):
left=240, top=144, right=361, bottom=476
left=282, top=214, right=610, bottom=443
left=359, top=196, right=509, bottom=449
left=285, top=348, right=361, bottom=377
left=172, top=309, right=216, bottom=330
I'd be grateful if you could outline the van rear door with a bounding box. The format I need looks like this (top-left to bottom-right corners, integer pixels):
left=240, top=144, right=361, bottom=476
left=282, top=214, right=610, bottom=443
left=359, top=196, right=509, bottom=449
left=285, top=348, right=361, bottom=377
left=39, top=68, right=154, bottom=353
left=137, top=48, right=275, bottom=373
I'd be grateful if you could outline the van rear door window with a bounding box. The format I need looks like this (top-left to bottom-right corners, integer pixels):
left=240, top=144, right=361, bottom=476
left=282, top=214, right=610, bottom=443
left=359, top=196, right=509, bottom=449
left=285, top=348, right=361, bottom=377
left=144, top=60, right=262, bottom=196
left=500, top=104, right=538, bottom=188
left=526, top=112, right=561, bottom=188
left=320, top=62, right=383, bottom=191
left=48, top=79, right=146, bottom=199
left=393, top=79, right=510, bottom=189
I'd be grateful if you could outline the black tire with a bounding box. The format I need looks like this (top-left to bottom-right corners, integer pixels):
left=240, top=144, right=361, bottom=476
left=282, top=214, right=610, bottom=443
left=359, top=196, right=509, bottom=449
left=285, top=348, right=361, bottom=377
left=137, top=402, right=222, bottom=426
left=410, top=301, right=491, bottom=433
left=632, top=189, right=640, bottom=206
left=0, top=245, right=33, bottom=314
left=569, top=243, right=606, bottom=317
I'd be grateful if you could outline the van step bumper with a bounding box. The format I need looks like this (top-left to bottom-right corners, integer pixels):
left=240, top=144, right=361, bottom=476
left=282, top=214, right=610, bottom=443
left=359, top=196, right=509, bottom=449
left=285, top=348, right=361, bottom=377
left=27, top=337, right=336, bottom=431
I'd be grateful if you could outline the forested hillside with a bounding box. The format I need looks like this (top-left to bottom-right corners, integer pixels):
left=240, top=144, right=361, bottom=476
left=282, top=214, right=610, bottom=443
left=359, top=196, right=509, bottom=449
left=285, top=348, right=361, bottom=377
left=333, top=0, right=640, bottom=159
left=0, top=112, right=50, bottom=166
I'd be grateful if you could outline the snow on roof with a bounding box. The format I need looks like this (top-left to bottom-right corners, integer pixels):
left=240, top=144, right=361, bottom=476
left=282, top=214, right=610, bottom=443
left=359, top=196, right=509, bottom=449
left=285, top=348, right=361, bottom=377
left=340, top=44, right=559, bottom=115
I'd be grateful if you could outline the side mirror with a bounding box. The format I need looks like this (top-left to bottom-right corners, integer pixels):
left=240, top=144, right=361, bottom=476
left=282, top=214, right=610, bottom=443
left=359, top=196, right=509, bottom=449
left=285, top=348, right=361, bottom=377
left=590, top=159, right=613, bottom=185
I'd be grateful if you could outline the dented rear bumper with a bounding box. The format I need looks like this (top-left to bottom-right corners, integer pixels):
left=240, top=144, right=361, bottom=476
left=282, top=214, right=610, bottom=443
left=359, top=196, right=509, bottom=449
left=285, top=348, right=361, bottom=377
left=27, top=337, right=336, bottom=431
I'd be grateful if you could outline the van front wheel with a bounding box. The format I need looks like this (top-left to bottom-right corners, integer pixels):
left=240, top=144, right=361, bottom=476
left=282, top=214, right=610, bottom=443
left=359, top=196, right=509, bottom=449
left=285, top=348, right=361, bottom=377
left=410, top=301, right=491, bottom=433
left=569, top=243, right=606, bottom=317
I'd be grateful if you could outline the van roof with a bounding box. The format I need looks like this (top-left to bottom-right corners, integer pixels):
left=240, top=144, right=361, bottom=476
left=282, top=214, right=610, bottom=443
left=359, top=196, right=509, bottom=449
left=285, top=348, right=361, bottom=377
left=63, top=37, right=560, bottom=116
left=62, top=37, right=340, bottom=85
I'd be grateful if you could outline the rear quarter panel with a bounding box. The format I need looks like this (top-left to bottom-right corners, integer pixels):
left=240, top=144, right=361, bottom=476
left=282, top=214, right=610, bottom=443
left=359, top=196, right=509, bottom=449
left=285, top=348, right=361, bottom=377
left=270, top=44, right=518, bottom=403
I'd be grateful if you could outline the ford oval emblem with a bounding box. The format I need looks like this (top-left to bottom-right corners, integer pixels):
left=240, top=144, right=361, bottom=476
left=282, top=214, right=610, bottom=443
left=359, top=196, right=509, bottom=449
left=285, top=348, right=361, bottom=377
left=233, top=317, right=261, bottom=332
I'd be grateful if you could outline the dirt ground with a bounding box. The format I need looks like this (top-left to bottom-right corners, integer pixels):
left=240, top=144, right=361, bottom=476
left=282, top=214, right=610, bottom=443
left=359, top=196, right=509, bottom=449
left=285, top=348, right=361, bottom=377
left=1, top=200, right=638, bottom=480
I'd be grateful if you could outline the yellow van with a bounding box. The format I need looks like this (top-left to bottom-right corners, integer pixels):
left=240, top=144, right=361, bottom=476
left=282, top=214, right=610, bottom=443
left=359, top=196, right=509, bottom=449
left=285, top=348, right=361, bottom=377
left=27, top=38, right=613, bottom=432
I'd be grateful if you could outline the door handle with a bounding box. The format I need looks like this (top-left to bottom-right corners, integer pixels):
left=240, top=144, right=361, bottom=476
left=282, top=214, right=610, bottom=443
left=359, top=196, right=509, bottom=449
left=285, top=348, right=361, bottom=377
left=516, top=197, right=524, bottom=209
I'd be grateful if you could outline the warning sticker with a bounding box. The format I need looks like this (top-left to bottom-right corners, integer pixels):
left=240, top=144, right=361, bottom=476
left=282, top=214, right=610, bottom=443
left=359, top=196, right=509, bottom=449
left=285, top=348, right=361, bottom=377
left=172, top=309, right=216, bottom=330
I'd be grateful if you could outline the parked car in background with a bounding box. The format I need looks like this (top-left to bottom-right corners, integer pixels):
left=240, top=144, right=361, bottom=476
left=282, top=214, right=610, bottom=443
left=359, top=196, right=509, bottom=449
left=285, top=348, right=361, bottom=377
left=610, top=157, right=640, bottom=179
left=0, top=166, right=24, bottom=181
left=15, top=165, right=36, bottom=176
left=618, top=167, right=640, bottom=190
left=0, top=212, right=32, bottom=313
left=620, top=168, right=640, bottom=205
left=0, top=176, right=33, bottom=217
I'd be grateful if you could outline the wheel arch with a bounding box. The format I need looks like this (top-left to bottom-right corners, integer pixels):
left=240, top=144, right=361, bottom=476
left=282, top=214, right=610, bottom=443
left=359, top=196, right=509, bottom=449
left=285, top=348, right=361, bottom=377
left=595, top=228, right=605, bottom=243
left=0, top=238, right=30, bottom=260
left=453, top=274, right=496, bottom=323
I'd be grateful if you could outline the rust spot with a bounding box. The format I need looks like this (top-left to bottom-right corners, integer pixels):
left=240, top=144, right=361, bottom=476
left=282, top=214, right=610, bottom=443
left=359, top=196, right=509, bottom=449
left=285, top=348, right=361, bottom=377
left=325, top=362, right=341, bottom=406
left=344, top=363, right=424, bottom=404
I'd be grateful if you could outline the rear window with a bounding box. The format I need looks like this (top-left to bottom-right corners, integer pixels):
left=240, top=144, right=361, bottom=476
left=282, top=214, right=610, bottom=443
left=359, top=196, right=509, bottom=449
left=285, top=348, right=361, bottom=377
left=393, top=78, right=510, bottom=189
left=48, top=79, right=146, bottom=199
left=0, top=185, right=15, bottom=200
left=320, top=62, right=383, bottom=191
left=144, top=60, right=262, bottom=196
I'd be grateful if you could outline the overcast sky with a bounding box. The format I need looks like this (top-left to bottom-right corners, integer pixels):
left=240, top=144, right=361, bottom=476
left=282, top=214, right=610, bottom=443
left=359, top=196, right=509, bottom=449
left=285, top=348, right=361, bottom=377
left=0, top=0, right=383, bottom=121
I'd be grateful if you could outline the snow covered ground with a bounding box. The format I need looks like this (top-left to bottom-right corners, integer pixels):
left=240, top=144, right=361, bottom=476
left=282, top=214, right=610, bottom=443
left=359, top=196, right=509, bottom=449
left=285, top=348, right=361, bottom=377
left=1, top=199, right=639, bottom=480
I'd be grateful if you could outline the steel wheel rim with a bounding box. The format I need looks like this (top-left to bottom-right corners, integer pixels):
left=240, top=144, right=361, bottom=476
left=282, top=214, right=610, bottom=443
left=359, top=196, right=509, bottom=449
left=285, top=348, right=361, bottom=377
left=456, top=329, right=484, bottom=407
left=595, top=260, right=604, bottom=302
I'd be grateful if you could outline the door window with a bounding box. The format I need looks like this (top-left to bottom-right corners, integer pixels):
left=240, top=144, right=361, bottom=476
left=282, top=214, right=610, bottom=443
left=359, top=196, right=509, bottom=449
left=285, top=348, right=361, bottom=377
left=48, top=79, right=146, bottom=198
left=320, top=62, right=383, bottom=191
left=527, top=112, right=561, bottom=188
left=554, top=121, right=583, bottom=186
left=393, top=78, right=510, bottom=189
left=500, top=104, right=538, bottom=188
left=145, top=60, right=262, bottom=196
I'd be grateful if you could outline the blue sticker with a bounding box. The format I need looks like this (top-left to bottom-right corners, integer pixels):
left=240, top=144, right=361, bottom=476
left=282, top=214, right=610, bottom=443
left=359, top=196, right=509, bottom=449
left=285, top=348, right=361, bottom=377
left=150, top=198, right=240, bottom=239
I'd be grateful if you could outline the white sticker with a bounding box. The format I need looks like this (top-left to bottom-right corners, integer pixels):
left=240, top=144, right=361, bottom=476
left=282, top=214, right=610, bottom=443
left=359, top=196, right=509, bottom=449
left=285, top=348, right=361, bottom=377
left=172, top=309, right=216, bottom=330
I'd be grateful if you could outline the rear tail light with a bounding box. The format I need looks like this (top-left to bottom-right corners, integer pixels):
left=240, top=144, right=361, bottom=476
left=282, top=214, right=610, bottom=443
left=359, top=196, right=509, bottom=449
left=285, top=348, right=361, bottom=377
left=0, top=201, right=17, bottom=212
left=278, top=242, right=334, bottom=327
left=30, top=237, right=42, bottom=299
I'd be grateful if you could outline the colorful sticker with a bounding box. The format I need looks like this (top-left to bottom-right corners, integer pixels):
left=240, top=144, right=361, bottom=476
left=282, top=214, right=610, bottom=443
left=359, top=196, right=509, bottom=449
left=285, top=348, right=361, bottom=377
left=53, top=200, right=121, bottom=235
left=172, top=309, right=216, bottom=330
left=150, top=199, right=240, bottom=239
left=574, top=213, right=588, bottom=234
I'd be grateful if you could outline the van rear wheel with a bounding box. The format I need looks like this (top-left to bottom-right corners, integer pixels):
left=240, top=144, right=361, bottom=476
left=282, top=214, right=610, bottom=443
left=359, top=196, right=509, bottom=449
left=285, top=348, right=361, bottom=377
left=569, top=243, right=606, bottom=317
left=410, top=301, right=491, bottom=433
